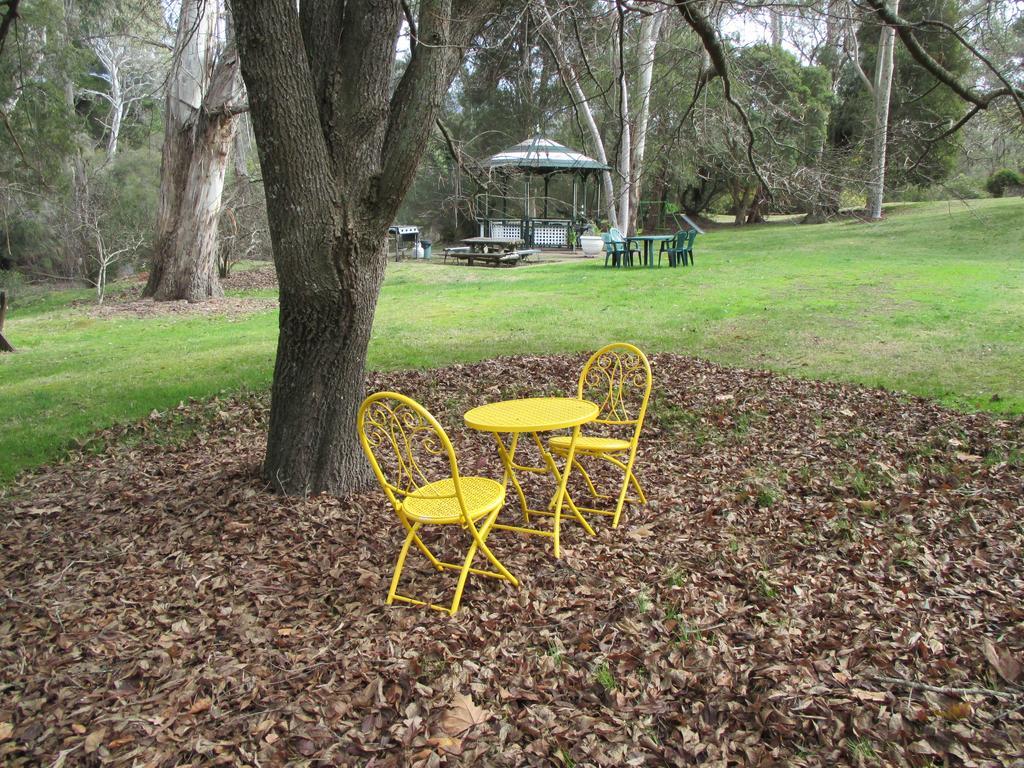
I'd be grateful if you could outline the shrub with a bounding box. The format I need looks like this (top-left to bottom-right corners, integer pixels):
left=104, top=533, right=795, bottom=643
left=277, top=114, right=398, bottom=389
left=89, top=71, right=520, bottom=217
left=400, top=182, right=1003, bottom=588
left=986, top=168, right=1024, bottom=198
left=0, top=269, right=26, bottom=300
left=889, top=175, right=985, bottom=202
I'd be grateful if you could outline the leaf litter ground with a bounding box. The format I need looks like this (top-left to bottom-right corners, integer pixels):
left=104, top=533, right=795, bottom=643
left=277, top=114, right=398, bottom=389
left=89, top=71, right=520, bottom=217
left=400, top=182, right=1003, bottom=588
left=2, top=354, right=1022, bottom=767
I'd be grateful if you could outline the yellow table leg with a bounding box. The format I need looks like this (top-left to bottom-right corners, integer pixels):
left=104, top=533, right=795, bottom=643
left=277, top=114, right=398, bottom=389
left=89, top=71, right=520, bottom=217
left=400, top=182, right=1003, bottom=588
left=487, top=425, right=594, bottom=558
left=530, top=431, right=596, bottom=539
left=492, top=432, right=532, bottom=522
left=550, top=424, right=581, bottom=558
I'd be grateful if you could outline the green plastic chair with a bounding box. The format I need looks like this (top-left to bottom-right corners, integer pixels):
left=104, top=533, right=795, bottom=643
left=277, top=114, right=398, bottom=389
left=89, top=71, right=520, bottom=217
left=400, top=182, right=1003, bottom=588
left=602, top=231, right=639, bottom=268
left=684, top=229, right=698, bottom=265
left=660, top=230, right=697, bottom=267
left=609, top=228, right=640, bottom=267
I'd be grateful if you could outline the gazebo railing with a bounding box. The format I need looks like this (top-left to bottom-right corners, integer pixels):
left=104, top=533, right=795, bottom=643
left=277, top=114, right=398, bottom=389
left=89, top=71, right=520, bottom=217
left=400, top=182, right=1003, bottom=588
left=480, top=218, right=573, bottom=248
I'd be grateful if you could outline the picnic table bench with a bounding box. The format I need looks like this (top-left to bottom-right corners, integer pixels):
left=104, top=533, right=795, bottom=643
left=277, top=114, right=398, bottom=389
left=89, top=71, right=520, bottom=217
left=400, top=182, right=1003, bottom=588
left=449, top=250, right=539, bottom=267
left=442, top=246, right=471, bottom=263
left=444, top=238, right=540, bottom=267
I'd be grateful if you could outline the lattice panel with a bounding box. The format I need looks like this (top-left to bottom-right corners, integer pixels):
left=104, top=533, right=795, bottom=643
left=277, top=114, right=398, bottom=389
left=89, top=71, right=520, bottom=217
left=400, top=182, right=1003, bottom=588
left=534, top=224, right=568, bottom=247
left=489, top=221, right=522, bottom=240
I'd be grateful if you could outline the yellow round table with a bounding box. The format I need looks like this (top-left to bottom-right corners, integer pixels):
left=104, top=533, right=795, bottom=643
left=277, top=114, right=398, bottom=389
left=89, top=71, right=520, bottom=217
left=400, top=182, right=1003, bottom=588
left=464, top=397, right=599, bottom=558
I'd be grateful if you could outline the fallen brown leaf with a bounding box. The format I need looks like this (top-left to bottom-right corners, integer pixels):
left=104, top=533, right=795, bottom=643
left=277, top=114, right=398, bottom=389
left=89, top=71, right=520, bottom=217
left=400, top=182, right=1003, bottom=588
left=983, top=638, right=1021, bottom=684
left=440, top=693, right=490, bottom=736
left=84, top=728, right=106, bottom=753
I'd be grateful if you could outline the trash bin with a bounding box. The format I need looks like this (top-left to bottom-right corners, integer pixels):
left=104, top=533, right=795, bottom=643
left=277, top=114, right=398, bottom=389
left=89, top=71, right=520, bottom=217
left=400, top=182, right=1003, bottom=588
left=420, top=239, right=432, bottom=259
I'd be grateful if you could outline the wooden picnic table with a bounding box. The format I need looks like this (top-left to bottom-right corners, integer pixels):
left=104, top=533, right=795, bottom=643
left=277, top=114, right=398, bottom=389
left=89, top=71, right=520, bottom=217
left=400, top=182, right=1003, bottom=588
left=462, top=236, right=524, bottom=253
left=452, top=236, right=532, bottom=267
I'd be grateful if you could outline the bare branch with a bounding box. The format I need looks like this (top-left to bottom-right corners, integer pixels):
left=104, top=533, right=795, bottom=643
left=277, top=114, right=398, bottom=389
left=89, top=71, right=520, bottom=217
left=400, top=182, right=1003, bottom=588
left=672, top=0, right=771, bottom=198
left=401, top=0, right=418, bottom=48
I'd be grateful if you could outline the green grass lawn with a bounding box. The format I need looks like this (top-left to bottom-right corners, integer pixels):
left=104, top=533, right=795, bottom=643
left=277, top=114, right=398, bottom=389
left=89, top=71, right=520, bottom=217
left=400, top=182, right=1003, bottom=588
left=2, top=198, right=1022, bottom=485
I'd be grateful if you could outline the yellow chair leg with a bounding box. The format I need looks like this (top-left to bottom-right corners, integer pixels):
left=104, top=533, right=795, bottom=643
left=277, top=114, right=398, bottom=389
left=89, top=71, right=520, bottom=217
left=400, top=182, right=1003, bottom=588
left=612, top=452, right=641, bottom=528
left=409, top=528, right=445, bottom=571
left=449, top=540, right=480, bottom=615
left=475, top=509, right=520, bottom=586
left=387, top=524, right=420, bottom=605
left=572, top=457, right=600, bottom=498
left=628, top=468, right=646, bottom=504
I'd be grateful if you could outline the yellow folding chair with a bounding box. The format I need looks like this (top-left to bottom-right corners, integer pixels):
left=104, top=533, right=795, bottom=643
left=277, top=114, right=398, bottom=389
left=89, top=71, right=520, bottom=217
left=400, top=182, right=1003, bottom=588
left=358, top=392, right=518, bottom=616
left=548, top=343, right=652, bottom=528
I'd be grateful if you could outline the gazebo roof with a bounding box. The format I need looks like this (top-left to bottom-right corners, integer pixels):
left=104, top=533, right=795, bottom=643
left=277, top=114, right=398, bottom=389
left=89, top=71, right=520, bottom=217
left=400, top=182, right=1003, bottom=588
left=485, top=136, right=609, bottom=172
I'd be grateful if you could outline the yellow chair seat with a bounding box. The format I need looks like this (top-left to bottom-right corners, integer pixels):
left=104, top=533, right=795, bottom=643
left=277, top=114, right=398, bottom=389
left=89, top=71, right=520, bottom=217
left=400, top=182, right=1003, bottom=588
left=548, top=435, right=631, bottom=455
left=402, top=477, right=504, bottom=524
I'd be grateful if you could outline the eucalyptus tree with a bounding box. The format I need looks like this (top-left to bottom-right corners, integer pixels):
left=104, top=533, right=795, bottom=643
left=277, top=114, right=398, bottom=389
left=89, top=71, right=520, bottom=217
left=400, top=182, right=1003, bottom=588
left=671, top=0, right=1022, bottom=217
left=537, top=0, right=666, bottom=234
left=143, top=0, right=245, bottom=302
left=1, top=0, right=167, bottom=282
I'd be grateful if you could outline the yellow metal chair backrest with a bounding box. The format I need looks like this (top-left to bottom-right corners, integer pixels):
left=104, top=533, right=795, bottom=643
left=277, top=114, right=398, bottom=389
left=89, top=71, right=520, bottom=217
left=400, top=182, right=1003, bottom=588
left=358, top=392, right=468, bottom=522
left=577, top=343, right=652, bottom=436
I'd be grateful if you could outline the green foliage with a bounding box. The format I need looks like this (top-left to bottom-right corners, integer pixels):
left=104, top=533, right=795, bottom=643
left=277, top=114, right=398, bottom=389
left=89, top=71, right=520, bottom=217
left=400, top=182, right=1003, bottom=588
left=986, top=169, right=1024, bottom=197
left=754, top=483, right=780, bottom=508
left=634, top=588, right=652, bottom=613
left=889, top=174, right=986, bottom=202
left=592, top=661, right=616, bottom=692
left=0, top=0, right=89, bottom=186
left=671, top=43, right=833, bottom=216
left=666, top=566, right=687, bottom=587
left=94, top=146, right=161, bottom=262
left=0, top=269, right=27, bottom=299
left=832, top=0, right=971, bottom=189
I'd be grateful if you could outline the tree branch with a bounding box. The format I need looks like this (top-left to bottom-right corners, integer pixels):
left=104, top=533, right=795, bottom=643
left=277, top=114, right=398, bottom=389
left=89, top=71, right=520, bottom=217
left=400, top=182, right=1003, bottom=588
left=863, top=0, right=1024, bottom=119
left=868, top=674, right=1021, bottom=701
left=913, top=16, right=1024, bottom=120
left=379, top=0, right=510, bottom=214
left=672, top=0, right=771, bottom=198
left=401, top=0, right=418, bottom=49
left=0, top=0, right=21, bottom=58
left=435, top=117, right=487, bottom=188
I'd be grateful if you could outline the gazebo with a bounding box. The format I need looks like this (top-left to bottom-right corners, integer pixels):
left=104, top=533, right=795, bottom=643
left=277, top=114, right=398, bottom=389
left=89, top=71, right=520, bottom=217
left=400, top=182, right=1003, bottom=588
left=477, top=136, right=609, bottom=249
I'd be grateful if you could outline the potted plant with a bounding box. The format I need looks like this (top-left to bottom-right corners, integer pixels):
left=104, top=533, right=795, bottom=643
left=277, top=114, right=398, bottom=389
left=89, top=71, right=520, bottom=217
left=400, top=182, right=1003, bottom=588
left=576, top=219, right=604, bottom=258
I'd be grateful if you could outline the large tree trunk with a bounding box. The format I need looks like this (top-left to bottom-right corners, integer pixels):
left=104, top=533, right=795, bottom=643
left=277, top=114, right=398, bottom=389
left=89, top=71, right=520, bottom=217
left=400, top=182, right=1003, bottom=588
left=613, top=9, right=632, bottom=234
left=866, top=0, right=898, bottom=220
left=234, top=0, right=502, bottom=495
left=144, top=0, right=243, bottom=302
left=732, top=183, right=755, bottom=226
left=263, top=236, right=387, bottom=492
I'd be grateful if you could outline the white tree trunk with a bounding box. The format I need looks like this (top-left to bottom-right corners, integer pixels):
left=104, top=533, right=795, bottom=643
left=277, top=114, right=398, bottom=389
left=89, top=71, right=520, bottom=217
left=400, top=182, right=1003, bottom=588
left=614, top=15, right=632, bottom=235
left=536, top=0, right=619, bottom=229
left=626, top=10, right=664, bottom=235
left=770, top=9, right=783, bottom=48
left=144, top=0, right=244, bottom=301
left=867, top=0, right=898, bottom=220
left=92, top=40, right=126, bottom=160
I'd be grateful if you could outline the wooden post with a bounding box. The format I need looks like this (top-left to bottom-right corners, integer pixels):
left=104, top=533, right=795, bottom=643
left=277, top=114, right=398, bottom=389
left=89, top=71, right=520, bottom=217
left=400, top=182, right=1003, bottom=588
left=0, top=291, right=14, bottom=353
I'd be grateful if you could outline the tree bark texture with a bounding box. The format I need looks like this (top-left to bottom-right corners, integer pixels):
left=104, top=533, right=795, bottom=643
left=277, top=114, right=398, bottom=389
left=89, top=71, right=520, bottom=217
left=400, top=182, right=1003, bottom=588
left=867, top=0, right=898, bottom=220
left=144, top=0, right=243, bottom=302
left=234, top=0, right=504, bottom=495
left=626, top=9, right=664, bottom=236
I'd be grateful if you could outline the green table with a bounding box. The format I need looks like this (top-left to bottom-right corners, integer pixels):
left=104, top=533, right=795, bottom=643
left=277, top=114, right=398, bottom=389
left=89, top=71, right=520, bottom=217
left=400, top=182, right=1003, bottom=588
left=626, top=235, right=674, bottom=268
